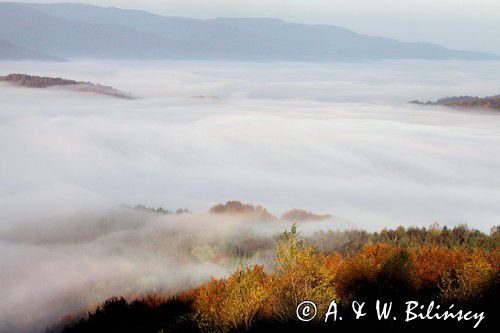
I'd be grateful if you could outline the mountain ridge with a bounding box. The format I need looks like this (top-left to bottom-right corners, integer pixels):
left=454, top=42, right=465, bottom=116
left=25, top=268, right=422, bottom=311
left=0, top=2, right=498, bottom=62
left=0, top=38, right=63, bottom=61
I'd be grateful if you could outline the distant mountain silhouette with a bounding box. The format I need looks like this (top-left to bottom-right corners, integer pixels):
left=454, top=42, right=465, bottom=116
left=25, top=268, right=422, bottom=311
left=0, top=2, right=498, bottom=61
left=0, top=38, right=62, bottom=61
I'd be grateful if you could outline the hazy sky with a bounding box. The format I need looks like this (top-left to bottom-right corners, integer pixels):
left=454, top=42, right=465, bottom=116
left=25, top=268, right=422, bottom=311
left=9, top=0, right=500, bottom=54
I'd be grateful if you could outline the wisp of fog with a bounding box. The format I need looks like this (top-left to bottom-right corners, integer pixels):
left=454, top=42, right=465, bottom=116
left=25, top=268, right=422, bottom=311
left=0, top=59, right=499, bottom=332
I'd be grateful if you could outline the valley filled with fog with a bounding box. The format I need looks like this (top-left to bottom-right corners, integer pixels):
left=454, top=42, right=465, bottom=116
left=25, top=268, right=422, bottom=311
left=1, top=59, right=499, bottom=228
left=1, top=59, right=500, bottom=331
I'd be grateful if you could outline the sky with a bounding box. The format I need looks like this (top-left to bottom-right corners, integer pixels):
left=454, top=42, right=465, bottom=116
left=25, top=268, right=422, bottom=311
left=7, top=0, right=500, bottom=54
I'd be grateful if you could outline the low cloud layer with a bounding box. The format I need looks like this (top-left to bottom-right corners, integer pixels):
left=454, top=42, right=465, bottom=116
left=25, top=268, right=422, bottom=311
left=1, top=59, right=499, bottom=229
left=0, top=59, right=499, bottom=331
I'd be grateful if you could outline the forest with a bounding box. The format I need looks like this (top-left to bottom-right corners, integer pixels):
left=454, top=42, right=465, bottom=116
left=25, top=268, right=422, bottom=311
left=58, top=224, right=499, bottom=332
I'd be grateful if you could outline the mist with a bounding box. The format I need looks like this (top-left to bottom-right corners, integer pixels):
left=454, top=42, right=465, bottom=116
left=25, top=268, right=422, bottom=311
left=1, top=59, right=500, bottom=332
left=1, top=59, right=499, bottom=228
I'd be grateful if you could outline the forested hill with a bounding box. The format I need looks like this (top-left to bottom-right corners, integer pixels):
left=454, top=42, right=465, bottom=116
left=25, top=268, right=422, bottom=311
left=0, top=73, right=136, bottom=99
left=410, top=95, right=500, bottom=111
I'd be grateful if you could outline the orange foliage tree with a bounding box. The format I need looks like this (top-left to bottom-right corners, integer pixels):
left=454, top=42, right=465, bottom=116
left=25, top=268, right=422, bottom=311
left=193, top=265, right=268, bottom=332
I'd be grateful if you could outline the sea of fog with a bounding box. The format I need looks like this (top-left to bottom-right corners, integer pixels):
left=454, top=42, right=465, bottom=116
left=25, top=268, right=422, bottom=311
left=0, top=59, right=500, bottom=332
left=1, top=59, right=499, bottom=229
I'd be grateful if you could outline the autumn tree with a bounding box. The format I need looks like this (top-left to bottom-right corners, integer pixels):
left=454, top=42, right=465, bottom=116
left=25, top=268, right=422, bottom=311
left=267, top=225, right=338, bottom=321
left=193, top=265, right=268, bottom=332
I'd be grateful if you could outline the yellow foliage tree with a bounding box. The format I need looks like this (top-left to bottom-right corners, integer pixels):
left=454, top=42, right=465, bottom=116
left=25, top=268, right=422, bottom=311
left=266, top=224, right=339, bottom=321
